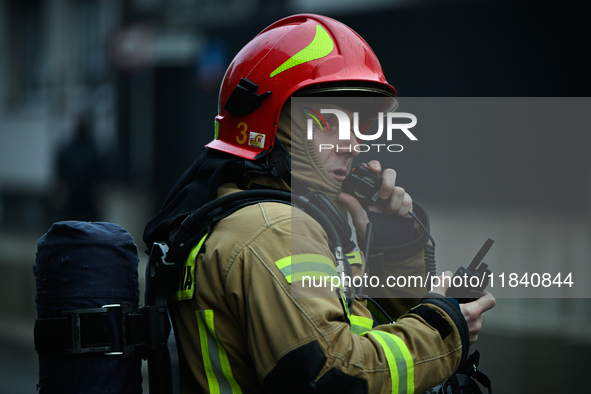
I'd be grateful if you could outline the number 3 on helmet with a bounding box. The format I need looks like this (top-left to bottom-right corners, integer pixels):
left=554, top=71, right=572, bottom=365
left=207, top=13, right=398, bottom=160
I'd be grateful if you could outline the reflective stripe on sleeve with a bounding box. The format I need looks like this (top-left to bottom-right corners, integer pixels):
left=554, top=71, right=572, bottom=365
left=349, top=315, right=374, bottom=335
left=365, top=330, right=415, bottom=394
left=275, top=254, right=337, bottom=284
left=196, top=310, right=243, bottom=394
left=276, top=254, right=374, bottom=336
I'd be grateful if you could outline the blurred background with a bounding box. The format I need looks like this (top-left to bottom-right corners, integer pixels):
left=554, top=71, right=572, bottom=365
left=0, top=0, right=589, bottom=392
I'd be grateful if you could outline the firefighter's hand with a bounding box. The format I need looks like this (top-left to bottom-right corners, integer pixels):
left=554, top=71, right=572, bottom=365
left=460, top=291, right=496, bottom=344
left=430, top=271, right=497, bottom=345
left=339, top=160, right=412, bottom=240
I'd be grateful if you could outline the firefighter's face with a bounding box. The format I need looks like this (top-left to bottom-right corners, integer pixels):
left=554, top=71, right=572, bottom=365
left=311, top=109, right=360, bottom=182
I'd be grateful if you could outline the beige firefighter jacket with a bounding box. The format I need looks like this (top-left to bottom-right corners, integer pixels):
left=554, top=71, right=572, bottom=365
left=169, top=180, right=469, bottom=394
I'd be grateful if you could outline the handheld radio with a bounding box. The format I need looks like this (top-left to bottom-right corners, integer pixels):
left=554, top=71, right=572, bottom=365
left=342, top=163, right=494, bottom=302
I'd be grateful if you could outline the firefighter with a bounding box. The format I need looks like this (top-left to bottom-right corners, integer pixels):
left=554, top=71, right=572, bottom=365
left=143, top=14, right=495, bottom=393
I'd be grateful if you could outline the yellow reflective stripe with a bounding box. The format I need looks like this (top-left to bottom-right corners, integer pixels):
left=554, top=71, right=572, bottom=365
left=270, top=25, right=334, bottom=77
left=365, top=331, right=415, bottom=394
left=339, top=288, right=350, bottom=317
left=275, top=254, right=337, bottom=284
left=175, top=234, right=208, bottom=301
left=196, top=310, right=218, bottom=394
left=196, top=310, right=243, bottom=394
left=345, top=251, right=362, bottom=265
left=349, top=315, right=374, bottom=335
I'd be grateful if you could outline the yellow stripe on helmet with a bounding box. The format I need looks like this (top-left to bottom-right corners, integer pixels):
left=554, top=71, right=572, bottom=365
left=270, top=25, right=334, bottom=78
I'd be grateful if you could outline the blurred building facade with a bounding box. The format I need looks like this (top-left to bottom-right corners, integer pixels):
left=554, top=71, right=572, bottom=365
left=0, top=0, right=409, bottom=238
left=0, top=0, right=121, bottom=232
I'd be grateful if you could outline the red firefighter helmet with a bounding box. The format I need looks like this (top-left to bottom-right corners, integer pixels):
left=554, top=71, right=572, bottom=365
left=206, top=14, right=397, bottom=160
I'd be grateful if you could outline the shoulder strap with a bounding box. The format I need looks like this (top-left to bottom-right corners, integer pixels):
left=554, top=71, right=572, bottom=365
left=162, top=188, right=355, bottom=266
left=164, top=189, right=294, bottom=265
left=157, top=188, right=355, bottom=306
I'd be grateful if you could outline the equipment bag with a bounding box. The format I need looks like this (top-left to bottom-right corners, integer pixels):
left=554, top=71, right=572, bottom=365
left=33, top=221, right=143, bottom=393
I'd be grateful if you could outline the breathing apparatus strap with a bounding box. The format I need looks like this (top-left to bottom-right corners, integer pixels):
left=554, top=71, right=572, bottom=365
left=34, top=302, right=169, bottom=359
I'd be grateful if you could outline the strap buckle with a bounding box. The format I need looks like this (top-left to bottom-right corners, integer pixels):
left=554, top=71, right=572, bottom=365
left=59, top=303, right=133, bottom=356
left=101, top=303, right=133, bottom=356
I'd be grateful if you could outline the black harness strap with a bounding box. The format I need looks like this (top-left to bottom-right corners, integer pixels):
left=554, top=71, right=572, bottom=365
left=35, top=303, right=150, bottom=357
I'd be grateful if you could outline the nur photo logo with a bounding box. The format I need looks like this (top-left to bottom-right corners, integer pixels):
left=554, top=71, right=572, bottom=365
left=303, top=104, right=418, bottom=153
